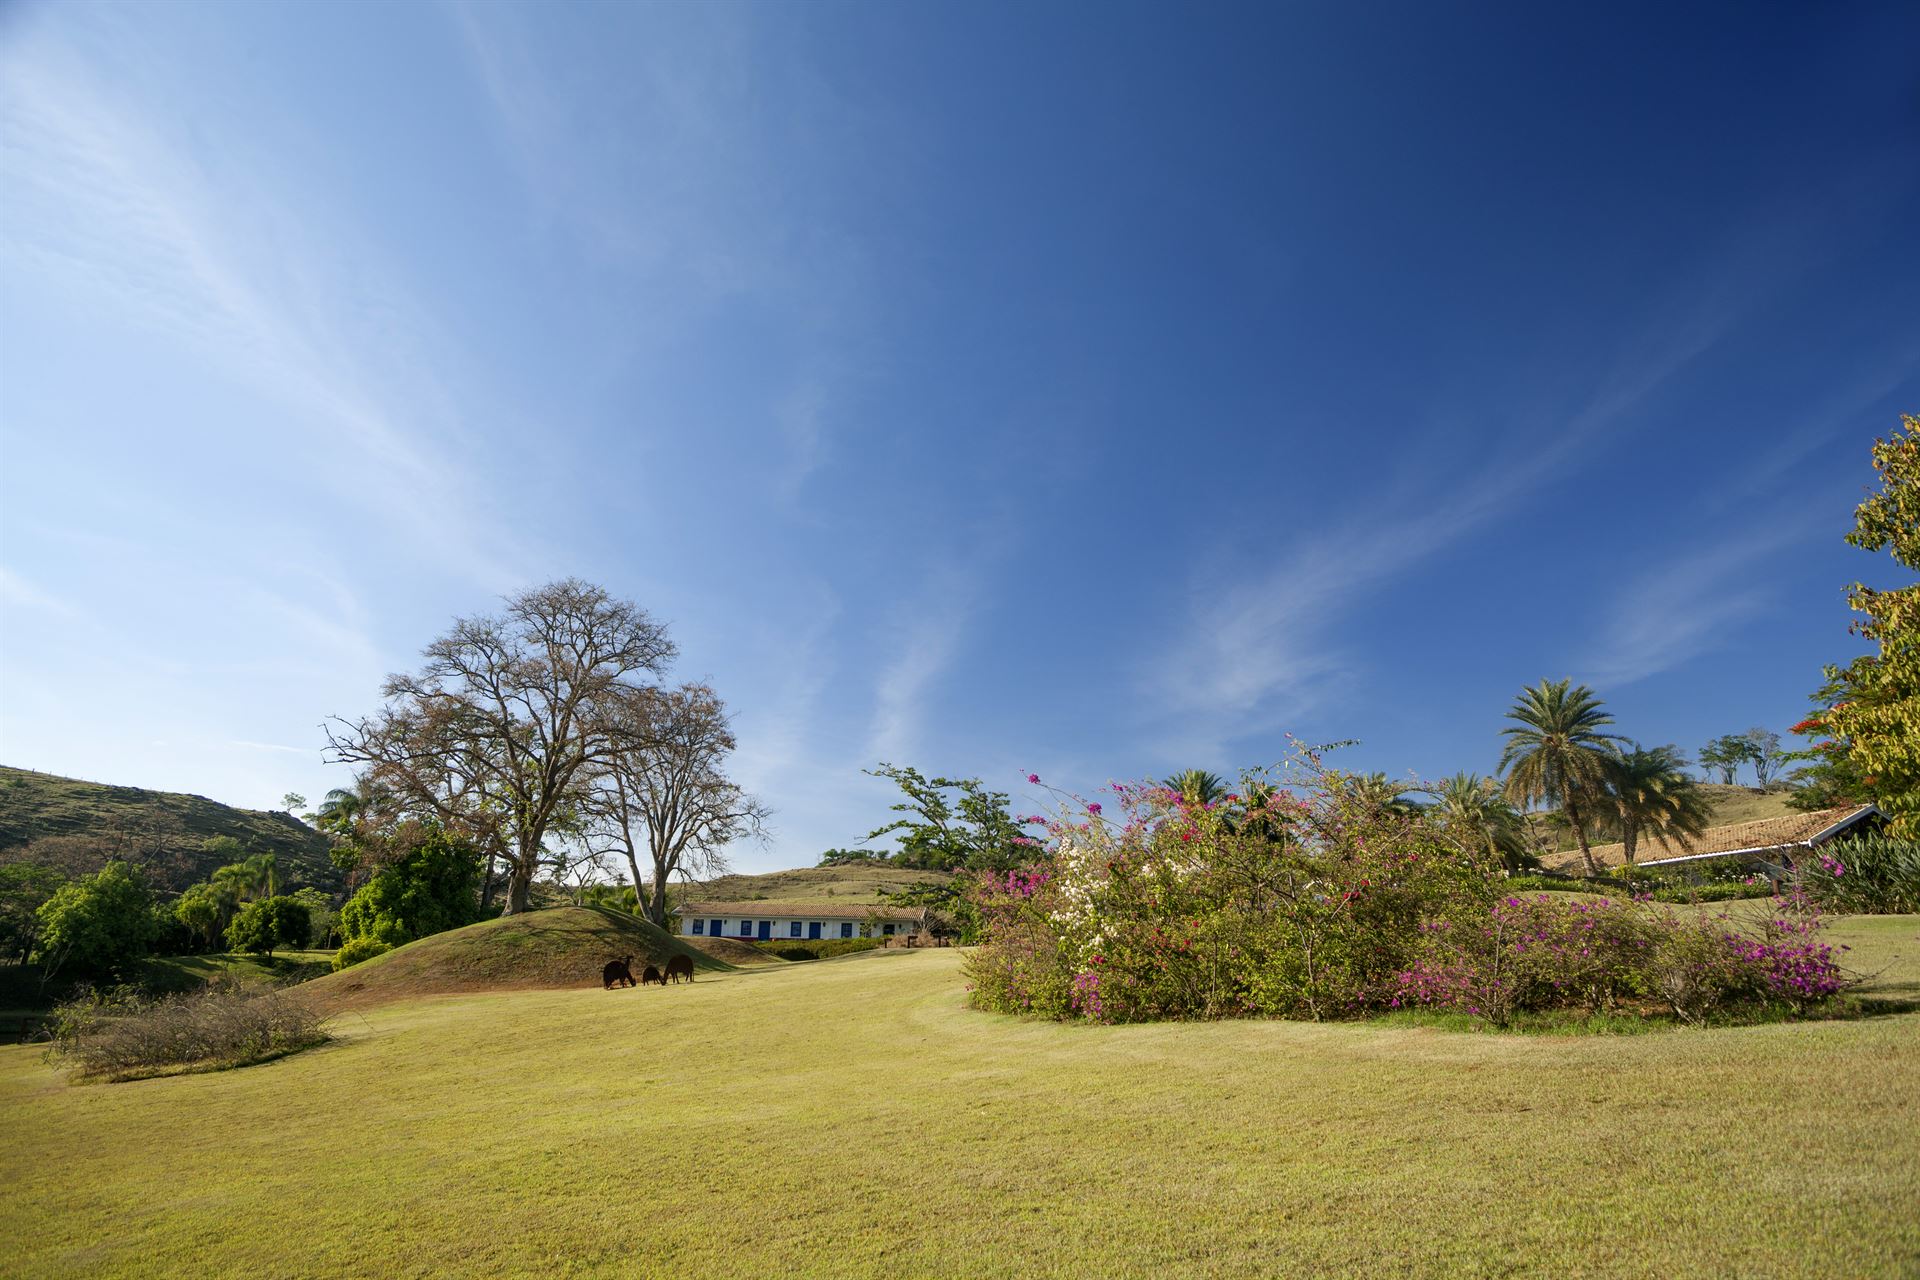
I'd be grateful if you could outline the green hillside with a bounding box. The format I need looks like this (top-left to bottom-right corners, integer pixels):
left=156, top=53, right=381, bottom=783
left=0, top=766, right=338, bottom=893
left=683, top=863, right=948, bottom=905
left=298, top=905, right=730, bottom=1011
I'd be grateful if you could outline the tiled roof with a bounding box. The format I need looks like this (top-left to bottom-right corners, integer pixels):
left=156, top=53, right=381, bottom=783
left=1539, top=805, right=1878, bottom=874
left=679, top=900, right=927, bottom=922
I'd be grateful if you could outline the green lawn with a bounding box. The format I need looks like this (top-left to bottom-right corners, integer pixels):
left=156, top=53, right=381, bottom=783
left=3, top=918, right=1917, bottom=1278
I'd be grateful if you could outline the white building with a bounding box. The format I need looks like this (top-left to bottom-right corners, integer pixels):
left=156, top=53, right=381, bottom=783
left=679, top=900, right=927, bottom=943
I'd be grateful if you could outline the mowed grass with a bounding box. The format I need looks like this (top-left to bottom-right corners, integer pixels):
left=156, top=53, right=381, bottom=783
left=3, top=921, right=1918, bottom=1278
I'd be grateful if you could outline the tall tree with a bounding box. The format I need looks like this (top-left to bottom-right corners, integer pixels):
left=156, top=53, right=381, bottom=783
left=326, top=579, right=677, bottom=915
left=1698, top=735, right=1750, bottom=786
left=1499, top=679, right=1623, bottom=877
left=585, top=685, right=768, bottom=926
left=1430, top=772, right=1529, bottom=871
left=1811, top=414, right=1920, bottom=838
left=1606, top=743, right=1713, bottom=864
left=864, top=764, right=1024, bottom=871
left=1741, top=728, right=1784, bottom=786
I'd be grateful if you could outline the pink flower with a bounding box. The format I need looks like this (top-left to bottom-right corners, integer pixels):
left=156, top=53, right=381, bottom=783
left=1027, top=773, right=1040, bottom=784
left=1087, top=802, right=1102, bottom=816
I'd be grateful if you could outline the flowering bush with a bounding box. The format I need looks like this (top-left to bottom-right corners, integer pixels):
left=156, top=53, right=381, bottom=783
left=1396, top=894, right=1851, bottom=1026
left=966, top=754, right=1857, bottom=1028
left=967, top=755, right=1494, bottom=1023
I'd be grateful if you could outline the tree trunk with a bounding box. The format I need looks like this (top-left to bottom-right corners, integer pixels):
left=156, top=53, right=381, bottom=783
left=502, top=859, right=534, bottom=915
left=1567, top=798, right=1600, bottom=877
left=481, top=849, right=498, bottom=911
left=1622, top=824, right=1637, bottom=866
left=646, top=869, right=670, bottom=928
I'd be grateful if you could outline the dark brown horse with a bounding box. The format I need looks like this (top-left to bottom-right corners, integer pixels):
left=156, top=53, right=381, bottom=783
left=602, top=956, right=636, bottom=989
left=640, top=964, right=666, bottom=986
left=664, top=954, right=695, bottom=984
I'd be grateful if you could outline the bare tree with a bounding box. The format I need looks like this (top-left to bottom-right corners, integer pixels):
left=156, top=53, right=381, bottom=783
left=586, top=683, right=769, bottom=927
left=325, top=579, right=676, bottom=915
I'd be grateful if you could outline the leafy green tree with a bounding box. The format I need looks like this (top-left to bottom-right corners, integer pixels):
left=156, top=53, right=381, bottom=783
left=862, top=764, right=1025, bottom=872
left=35, top=862, right=158, bottom=979
left=337, top=824, right=484, bottom=947
left=225, top=896, right=311, bottom=958
left=172, top=882, right=232, bottom=950
left=1430, top=773, right=1531, bottom=871
left=1741, top=728, right=1785, bottom=786
left=0, top=863, right=66, bottom=965
left=1811, top=414, right=1920, bottom=838
left=1698, top=735, right=1751, bottom=786
left=1499, top=679, right=1623, bottom=877
left=289, top=887, right=338, bottom=948
left=1606, top=744, right=1713, bottom=864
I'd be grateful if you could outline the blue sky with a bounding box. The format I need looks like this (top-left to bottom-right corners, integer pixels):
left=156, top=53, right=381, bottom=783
left=2, top=1, right=1916, bottom=872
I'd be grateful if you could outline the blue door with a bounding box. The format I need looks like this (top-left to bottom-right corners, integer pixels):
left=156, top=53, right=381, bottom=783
left=711, top=919, right=723, bottom=938
left=757, top=920, right=771, bottom=940
left=808, top=922, right=822, bottom=939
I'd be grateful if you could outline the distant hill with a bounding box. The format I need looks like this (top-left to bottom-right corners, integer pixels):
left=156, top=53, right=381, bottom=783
left=682, top=864, right=948, bottom=906
left=297, top=905, right=731, bottom=1011
left=0, top=766, right=339, bottom=894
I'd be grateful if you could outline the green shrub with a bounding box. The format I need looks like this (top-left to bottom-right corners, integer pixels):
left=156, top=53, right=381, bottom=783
left=331, top=937, right=393, bottom=971
left=1796, top=836, right=1920, bottom=914
left=754, top=938, right=882, bottom=961
left=1649, top=881, right=1774, bottom=903
left=1500, top=873, right=1587, bottom=893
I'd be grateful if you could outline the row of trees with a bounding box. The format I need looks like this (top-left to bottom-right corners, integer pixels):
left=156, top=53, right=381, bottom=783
left=324, top=579, right=766, bottom=923
left=1697, top=729, right=1785, bottom=786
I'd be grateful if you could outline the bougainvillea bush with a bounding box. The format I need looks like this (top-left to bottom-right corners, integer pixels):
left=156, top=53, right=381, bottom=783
left=965, top=756, right=1855, bottom=1028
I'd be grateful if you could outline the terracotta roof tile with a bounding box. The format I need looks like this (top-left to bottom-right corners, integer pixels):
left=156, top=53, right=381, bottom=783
left=679, top=900, right=926, bottom=922
left=1539, top=805, right=1877, bottom=874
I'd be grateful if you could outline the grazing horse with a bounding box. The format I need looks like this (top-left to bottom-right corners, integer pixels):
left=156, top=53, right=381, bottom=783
left=602, top=956, right=636, bottom=989
left=640, top=964, right=666, bottom=986
left=664, top=954, right=695, bottom=984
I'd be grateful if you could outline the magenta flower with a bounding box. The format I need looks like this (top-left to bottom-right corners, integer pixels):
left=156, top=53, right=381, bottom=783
left=1087, top=802, right=1102, bottom=816
left=1027, top=773, right=1040, bottom=784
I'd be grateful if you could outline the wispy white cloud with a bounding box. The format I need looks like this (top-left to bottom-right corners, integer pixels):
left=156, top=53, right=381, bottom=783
left=0, top=567, right=80, bottom=618
left=1135, top=231, right=1819, bottom=757
left=1577, top=520, right=1817, bottom=688
left=0, top=28, right=530, bottom=591
left=229, top=740, right=317, bottom=756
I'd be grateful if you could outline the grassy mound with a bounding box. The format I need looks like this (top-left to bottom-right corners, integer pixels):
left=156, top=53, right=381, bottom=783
left=299, top=906, right=729, bottom=1010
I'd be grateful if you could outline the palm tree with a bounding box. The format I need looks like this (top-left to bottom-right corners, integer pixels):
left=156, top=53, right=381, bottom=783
left=1432, top=772, right=1530, bottom=870
left=314, top=778, right=394, bottom=834
left=1350, top=772, right=1422, bottom=815
left=1499, top=679, right=1623, bottom=877
left=1164, top=769, right=1228, bottom=807
left=1607, top=743, right=1713, bottom=864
